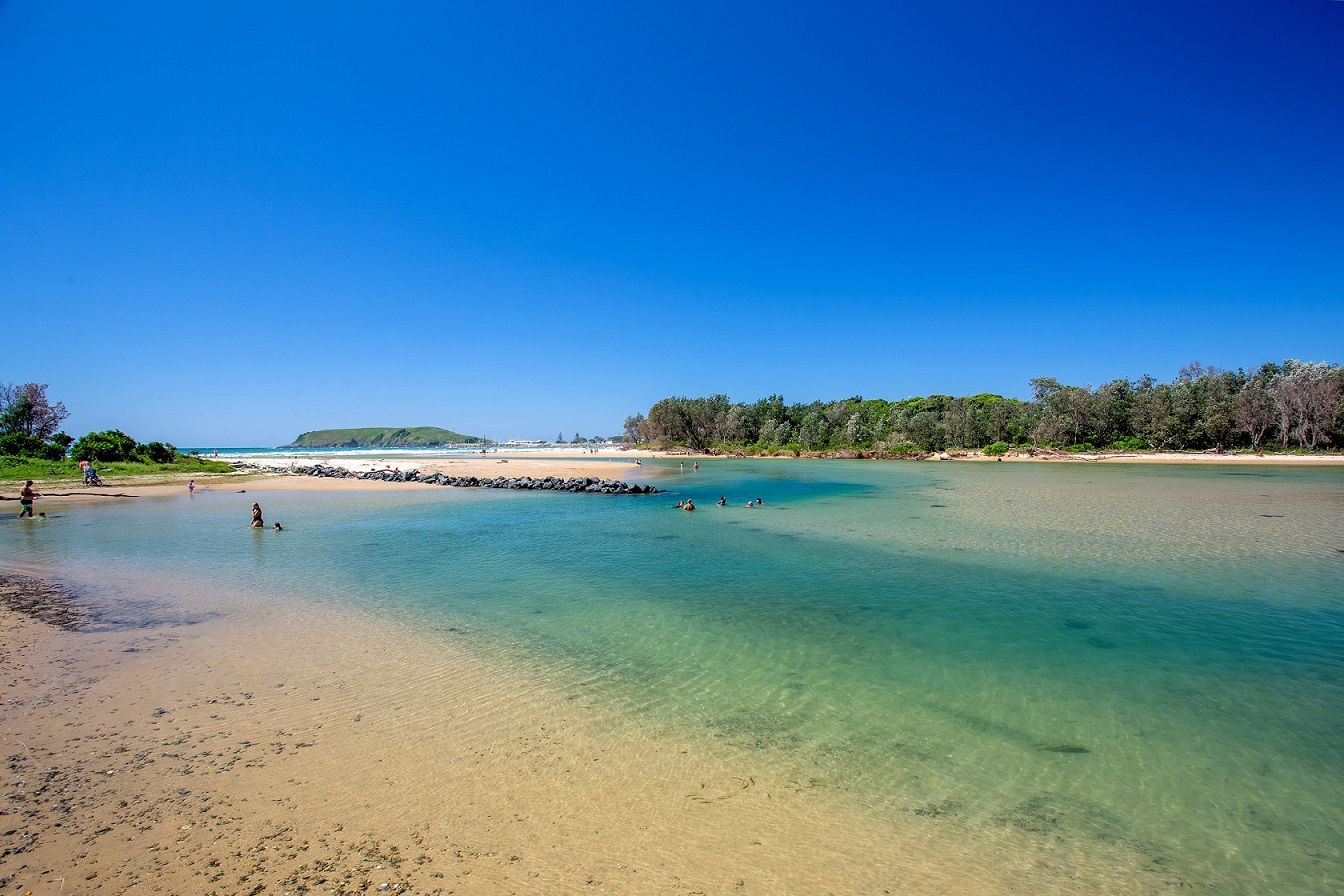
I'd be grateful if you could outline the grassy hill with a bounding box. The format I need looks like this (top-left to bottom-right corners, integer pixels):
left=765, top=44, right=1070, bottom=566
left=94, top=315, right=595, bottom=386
left=284, top=427, right=487, bottom=448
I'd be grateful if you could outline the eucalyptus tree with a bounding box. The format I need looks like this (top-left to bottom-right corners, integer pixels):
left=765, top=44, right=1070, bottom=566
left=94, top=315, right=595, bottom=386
left=0, top=382, right=69, bottom=441
left=1235, top=367, right=1277, bottom=451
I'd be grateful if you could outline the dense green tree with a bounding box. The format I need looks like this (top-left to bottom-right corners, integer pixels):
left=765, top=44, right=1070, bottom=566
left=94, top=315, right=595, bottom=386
left=71, top=430, right=139, bottom=463
left=628, top=359, right=1342, bottom=455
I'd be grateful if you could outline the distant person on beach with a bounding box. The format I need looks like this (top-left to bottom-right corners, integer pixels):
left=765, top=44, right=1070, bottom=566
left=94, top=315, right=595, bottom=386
left=188, top=480, right=195, bottom=494
left=717, top=496, right=726, bottom=506
left=18, top=481, right=39, bottom=518
left=250, top=502, right=264, bottom=528
left=680, top=462, right=684, bottom=472
left=693, top=462, right=698, bottom=471
left=273, top=522, right=283, bottom=531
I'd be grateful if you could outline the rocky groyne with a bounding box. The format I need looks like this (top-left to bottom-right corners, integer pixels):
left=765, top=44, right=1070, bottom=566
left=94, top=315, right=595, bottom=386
left=233, top=462, right=660, bottom=495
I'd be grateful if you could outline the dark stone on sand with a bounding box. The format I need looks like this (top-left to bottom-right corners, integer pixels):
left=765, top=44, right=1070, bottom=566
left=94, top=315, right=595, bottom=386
left=236, top=462, right=660, bottom=496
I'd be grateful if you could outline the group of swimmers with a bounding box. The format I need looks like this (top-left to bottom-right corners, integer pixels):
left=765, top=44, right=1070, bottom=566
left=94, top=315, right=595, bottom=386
left=674, top=496, right=763, bottom=512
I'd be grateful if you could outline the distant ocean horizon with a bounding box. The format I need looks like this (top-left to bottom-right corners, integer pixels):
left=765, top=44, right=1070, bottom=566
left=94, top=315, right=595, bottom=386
left=6, top=459, right=1341, bottom=893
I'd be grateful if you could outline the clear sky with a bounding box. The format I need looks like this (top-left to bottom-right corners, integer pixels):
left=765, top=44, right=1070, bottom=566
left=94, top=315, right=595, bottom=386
left=2, top=1, right=1341, bottom=446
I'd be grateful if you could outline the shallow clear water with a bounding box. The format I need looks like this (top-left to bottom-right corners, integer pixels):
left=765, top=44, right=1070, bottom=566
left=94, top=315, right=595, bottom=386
left=5, top=460, right=1343, bottom=894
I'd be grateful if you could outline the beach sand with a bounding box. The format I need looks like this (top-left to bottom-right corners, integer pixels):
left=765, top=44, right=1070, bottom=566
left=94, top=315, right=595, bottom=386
left=0, top=567, right=1177, bottom=895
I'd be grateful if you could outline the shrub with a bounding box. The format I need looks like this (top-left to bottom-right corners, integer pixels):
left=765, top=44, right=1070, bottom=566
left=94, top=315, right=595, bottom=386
left=983, top=441, right=1010, bottom=456
left=0, top=432, right=45, bottom=457
left=1110, top=436, right=1148, bottom=451
left=886, top=441, right=922, bottom=458
left=72, top=430, right=139, bottom=463
left=141, top=441, right=177, bottom=464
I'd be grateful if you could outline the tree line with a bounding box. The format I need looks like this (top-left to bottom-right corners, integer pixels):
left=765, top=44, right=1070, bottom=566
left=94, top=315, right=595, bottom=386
left=1, top=381, right=185, bottom=464
left=624, top=360, right=1344, bottom=455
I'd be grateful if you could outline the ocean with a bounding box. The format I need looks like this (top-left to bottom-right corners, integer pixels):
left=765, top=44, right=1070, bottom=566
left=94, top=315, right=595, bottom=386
left=5, top=458, right=1341, bottom=894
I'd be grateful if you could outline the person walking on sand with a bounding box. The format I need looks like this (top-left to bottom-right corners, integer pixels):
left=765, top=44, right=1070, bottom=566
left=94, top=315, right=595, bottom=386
left=17, top=480, right=39, bottom=518
left=188, top=479, right=195, bottom=494
left=250, top=502, right=264, bottom=528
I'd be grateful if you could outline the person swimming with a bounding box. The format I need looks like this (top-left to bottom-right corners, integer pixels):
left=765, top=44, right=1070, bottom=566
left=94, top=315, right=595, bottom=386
left=682, top=499, right=695, bottom=511
left=717, top=496, right=726, bottom=506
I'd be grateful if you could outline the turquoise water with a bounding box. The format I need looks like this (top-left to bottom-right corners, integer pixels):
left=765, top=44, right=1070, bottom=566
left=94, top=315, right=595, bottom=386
left=5, top=460, right=1343, bottom=893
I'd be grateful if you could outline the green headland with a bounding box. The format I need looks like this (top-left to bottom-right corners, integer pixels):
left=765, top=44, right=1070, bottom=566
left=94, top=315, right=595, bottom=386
left=284, top=427, right=487, bottom=449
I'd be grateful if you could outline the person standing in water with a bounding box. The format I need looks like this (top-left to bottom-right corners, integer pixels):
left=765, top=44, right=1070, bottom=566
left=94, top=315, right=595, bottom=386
left=17, top=481, right=39, bottom=518
left=250, top=502, right=264, bottom=527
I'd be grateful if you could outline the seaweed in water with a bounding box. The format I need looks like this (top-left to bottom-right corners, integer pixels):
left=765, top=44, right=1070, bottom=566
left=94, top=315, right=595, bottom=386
left=995, top=793, right=1119, bottom=840
left=0, top=572, right=85, bottom=629
left=912, top=798, right=963, bottom=818
left=1036, top=743, right=1091, bottom=754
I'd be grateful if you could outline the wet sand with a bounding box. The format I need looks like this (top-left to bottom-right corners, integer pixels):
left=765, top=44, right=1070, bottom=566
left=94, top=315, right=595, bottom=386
left=0, top=569, right=1181, bottom=895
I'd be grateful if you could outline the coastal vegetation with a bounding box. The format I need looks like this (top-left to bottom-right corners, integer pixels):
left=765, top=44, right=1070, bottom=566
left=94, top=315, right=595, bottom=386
left=285, top=426, right=486, bottom=448
left=627, top=360, right=1344, bottom=455
left=0, top=381, right=232, bottom=483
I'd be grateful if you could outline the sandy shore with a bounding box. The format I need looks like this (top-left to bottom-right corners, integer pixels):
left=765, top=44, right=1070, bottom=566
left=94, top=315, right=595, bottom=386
left=0, top=574, right=1010, bottom=896
left=0, top=563, right=1179, bottom=895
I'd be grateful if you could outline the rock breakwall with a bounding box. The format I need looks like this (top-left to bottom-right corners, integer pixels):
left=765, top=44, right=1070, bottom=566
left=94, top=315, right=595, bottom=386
left=234, top=463, right=660, bottom=495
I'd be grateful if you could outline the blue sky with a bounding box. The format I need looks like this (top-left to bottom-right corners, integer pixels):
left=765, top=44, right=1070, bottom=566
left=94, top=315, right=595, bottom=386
left=2, top=1, right=1341, bottom=446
